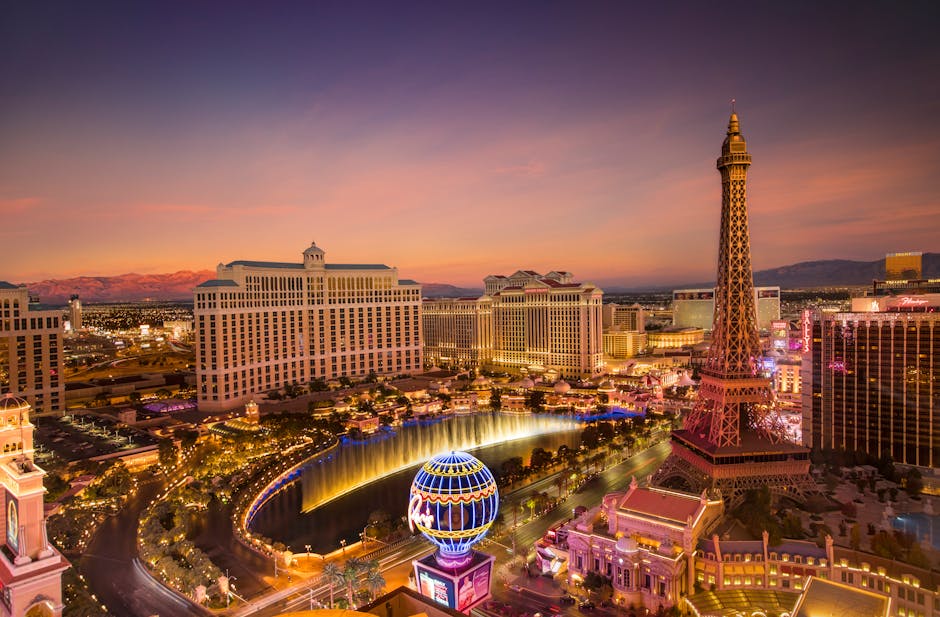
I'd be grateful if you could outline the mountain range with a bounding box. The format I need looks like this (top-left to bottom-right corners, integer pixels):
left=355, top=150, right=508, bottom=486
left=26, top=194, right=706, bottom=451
left=14, top=254, right=938, bottom=303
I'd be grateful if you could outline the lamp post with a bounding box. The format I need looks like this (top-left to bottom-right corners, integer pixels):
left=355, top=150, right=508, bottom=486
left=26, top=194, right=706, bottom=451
left=305, top=544, right=312, bottom=566
left=340, top=538, right=347, bottom=557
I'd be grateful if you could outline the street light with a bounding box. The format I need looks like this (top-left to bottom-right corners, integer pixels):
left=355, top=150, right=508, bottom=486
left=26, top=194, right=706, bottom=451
left=340, top=538, right=347, bottom=557
left=305, top=544, right=312, bottom=566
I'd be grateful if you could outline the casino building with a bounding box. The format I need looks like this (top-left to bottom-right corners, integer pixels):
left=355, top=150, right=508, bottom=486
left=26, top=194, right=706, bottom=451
left=564, top=479, right=724, bottom=612
left=423, top=270, right=603, bottom=379
left=195, top=243, right=422, bottom=411
left=801, top=293, right=940, bottom=470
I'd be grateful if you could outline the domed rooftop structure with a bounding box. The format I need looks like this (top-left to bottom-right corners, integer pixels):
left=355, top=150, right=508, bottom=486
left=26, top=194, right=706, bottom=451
left=0, top=393, right=30, bottom=412
left=471, top=375, right=490, bottom=388
left=517, top=377, right=535, bottom=390
left=408, top=451, right=498, bottom=568
left=553, top=380, right=571, bottom=394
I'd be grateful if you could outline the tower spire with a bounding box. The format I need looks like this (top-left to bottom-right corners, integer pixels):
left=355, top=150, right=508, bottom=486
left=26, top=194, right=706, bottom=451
left=653, top=111, right=815, bottom=507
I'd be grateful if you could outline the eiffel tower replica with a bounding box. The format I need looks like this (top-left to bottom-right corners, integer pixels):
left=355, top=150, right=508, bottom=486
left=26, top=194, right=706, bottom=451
left=653, top=109, right=816, bottom=507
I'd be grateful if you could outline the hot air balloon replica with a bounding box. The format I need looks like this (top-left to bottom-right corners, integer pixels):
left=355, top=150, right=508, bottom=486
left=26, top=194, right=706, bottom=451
left=409, top=451, right=498, bottom=613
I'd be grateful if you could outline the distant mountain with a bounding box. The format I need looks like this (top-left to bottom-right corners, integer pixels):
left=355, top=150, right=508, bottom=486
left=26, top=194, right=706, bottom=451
left=17, top=253, right=938, bottom=303
left=604, top=253, right=940, bottom=292
left=752, top=253, right=939, bottom=288
left=22, top=271, right=215, bottom=304
left=420, top=283, right=483, bottom=298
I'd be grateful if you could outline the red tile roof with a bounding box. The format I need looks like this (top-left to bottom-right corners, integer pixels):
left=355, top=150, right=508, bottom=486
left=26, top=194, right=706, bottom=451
left=620, top=487, right=702, bottom=524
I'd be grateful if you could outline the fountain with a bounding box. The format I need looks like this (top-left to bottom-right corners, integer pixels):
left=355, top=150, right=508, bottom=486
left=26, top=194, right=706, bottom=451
left=300, top=413, right=578, bottom=512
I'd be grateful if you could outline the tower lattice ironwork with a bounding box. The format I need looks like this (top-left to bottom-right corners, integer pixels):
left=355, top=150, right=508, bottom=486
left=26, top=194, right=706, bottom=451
left=653, top=111, right=816, bottom=507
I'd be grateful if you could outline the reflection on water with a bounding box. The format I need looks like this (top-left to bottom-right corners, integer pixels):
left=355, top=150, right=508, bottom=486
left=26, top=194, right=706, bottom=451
left=249, top=413, right=581, bottom=553
left=892, top=512, right=940, bottom=550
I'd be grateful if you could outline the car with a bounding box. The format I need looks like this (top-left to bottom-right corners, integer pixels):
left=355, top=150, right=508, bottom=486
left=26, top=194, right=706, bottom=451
left=559, top=595, right=576, bottom=605
left=549, top=605, right=562, bottom=614
left=578, top=600, right=595, bottom=611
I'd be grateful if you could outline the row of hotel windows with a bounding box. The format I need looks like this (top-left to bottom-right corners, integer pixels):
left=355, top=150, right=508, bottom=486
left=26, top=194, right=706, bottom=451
left=200, top=354, right=419, bottom=400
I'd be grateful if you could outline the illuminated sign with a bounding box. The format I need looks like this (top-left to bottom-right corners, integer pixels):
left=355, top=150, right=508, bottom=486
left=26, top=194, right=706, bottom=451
left=801, top=310, right=812, bottom=355
left=898, top=297, right=928, bottom=307
left=456, top=560, right=492, bottom=612
left=758, top=288, right=780, bottom=298
left=416, top=564, right=455, bottom=607
left=407, top=494, right=434, bottom=532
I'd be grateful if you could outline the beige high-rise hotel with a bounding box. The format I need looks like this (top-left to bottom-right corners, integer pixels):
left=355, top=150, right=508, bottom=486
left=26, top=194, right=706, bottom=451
left=195, top=243, right=422, bottom=411
left=423, top=270, right=603, bottom=378
left=0, top=283, right=64, bottom=414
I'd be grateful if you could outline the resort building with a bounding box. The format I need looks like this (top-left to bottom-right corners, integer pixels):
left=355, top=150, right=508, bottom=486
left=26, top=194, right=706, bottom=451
left=672, top=286, right=781, bottom=331
left=801, top=294, right=940, bottom=469
left=422, top=297, right=492, bottom=369
left=194, top=243, right=422, bottom=411
left=423, top=270, right=603, bottom=379
left=0, top=283, right=64, bottom=414
left=565, top=479, right=724, bottom=612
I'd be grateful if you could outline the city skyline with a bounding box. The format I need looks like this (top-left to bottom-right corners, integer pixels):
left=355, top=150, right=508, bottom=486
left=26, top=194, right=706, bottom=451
left=3, top=2, right=940, bottom=287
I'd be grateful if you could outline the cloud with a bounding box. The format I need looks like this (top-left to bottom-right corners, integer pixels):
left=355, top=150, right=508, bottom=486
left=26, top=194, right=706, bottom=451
left=0, top=197, right=41, bottom=213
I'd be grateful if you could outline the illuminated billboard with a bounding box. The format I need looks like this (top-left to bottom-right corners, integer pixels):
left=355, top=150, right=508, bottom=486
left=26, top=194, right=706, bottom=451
left=415, top=563, right=455, bottom=607
left=413, top=551, right=494, bottom=613
left=455, top=559, right=492, bottom=612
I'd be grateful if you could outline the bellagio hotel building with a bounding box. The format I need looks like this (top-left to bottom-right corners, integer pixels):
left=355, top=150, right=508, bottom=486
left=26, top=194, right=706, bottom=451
left=195, top=243, right=421, bottom=411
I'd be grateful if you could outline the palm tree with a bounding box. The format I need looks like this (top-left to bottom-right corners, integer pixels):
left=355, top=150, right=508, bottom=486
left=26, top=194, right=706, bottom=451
left=322, top=562, right=343, bottom=608
left=363, top=568, right=386, bottom=601
left=554, top=476, right=565, bottom=500
left=341, top=557, right=367, bottom=607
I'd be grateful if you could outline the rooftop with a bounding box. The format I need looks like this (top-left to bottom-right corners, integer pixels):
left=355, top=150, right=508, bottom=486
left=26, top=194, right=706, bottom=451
left=619, top=485, right=704, bottom=525
left=224, top=260, right=391, bottom=270
left=196, top=279, right=240, bottom=288
left=792, top=578, right=889, bottom=617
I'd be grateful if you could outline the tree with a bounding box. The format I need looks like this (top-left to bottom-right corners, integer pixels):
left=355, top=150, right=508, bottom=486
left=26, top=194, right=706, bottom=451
left=158, top=439, right=178, bottom=469
left=530, top=447, right=553, bottom=471
left=323, top=562, right=343, bottom=608
left=903, top=468, right=923, bottom=496
left=363, top=567, right=386, bottom=601
left=526, top=390, right=545, bottom=412
left=500, top=457, right=524, bottom=484
left=490, top=388, right=502, bottom=411
left=580, top=425, right=600, bottom=450
left=850, top=524, right=861, bottom=550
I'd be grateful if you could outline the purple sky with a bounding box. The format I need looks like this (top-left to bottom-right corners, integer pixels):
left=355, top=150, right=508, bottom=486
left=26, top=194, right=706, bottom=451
left=2, top=2, right=939, bottom=287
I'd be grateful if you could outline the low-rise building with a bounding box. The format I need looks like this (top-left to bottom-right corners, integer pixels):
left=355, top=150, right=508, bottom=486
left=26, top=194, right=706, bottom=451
left=565, top=479, right=724, bottom=612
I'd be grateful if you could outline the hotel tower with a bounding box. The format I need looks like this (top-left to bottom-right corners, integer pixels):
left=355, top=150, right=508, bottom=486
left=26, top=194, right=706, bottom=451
left=195, top=243, right=422, bottom=411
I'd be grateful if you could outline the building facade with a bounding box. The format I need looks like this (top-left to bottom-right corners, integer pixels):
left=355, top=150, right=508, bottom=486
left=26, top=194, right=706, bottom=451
left=603, top=330, right=647, bottom=359
left=0, top=284, right=64, bottom=414
left=422, top=297, right=492, bottom=369
left=694, top=534, right=940, bottom=617
left=801, top=295, right=939, bottom=469
left=672, top=286, right=781, bottom=331
left=195, top=243, right=422, bottom=411
left=565, top=480, right=724, bottom=612
left=423, top=270, right=603, bottom=378
left=0, top=395, right=68, bottom=617
left=602, top=304, right=646, bottom=332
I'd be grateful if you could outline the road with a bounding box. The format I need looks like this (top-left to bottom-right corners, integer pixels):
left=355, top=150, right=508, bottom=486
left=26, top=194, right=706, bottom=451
left=80, top=441, right=669, bottom=617
left=247, top=441, right=671, bottom=616
left=81, top=480, right=210, bottom=617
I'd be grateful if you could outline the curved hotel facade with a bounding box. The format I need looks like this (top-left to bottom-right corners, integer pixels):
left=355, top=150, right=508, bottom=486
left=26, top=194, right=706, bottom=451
left=195, top=243, right=422, bottom=411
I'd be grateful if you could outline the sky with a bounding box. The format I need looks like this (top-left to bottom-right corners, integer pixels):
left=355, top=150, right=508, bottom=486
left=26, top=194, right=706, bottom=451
left=2, top=1, right=939, bottom=287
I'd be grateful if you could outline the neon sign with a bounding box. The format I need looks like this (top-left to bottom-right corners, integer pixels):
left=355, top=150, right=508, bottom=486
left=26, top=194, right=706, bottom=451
left=801, top=310, right=812, bottom=355
left=898, top=297, right=928, bottom=307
